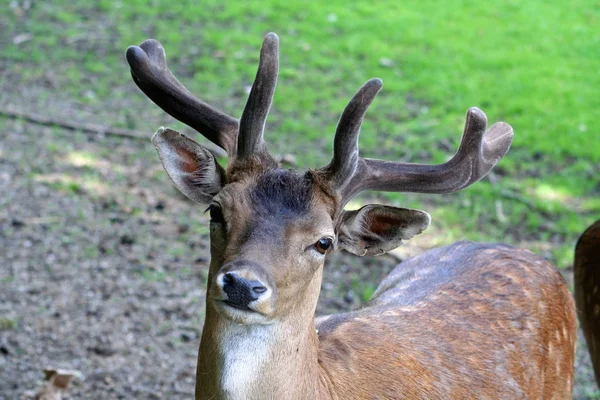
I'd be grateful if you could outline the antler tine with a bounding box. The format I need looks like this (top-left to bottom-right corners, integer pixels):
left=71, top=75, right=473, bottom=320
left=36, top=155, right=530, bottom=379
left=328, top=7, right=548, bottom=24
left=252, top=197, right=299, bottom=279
left=126, top=39, right=239, bottom=153
left=237, top=33, right=279, bottom=160
left=323, top=78, right=383, bottom=188
left=339, top=107, right=514, bottom=203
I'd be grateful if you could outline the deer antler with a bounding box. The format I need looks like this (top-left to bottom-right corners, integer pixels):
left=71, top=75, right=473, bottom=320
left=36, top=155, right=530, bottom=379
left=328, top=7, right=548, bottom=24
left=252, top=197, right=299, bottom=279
left=320, top=78, right=383, bottom=189
left=126, top=34, right=280, bottom=163
left=126, top=39, right=239, bottom=154
left=319, top=82, right=513, bottom=205
left=128, top=35, right=512, bottom=202
left=237, top=33, right=279, bottom=161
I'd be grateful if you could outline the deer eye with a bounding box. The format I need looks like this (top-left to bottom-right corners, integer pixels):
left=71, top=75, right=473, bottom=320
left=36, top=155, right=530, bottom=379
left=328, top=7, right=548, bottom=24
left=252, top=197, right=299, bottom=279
left=315, top=238, right=333, bottom=255
left=206, top=204, right=225, bottom=224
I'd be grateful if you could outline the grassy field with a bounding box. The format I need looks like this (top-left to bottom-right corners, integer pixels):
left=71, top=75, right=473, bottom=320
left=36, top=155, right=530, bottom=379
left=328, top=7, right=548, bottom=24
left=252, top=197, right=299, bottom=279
left=1, top=0, right=599, bottom=397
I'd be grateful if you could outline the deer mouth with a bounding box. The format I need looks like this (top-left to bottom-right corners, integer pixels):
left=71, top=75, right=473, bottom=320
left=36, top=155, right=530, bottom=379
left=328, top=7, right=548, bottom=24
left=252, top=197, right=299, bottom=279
left=212, top=298, right=273, bottom=324
left=222, top=300, right=254, bottom=312
left=213, top=298, right=263, bottom=316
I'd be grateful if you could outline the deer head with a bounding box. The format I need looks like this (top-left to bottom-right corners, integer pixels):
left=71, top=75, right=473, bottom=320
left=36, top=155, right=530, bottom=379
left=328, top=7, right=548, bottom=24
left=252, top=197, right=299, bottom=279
left=126, top=33, right=513, bottom=327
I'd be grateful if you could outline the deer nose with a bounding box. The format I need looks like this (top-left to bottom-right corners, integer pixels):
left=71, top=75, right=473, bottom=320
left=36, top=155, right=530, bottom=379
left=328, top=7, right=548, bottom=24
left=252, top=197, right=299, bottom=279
left=222, top=272, right=267, bottom=308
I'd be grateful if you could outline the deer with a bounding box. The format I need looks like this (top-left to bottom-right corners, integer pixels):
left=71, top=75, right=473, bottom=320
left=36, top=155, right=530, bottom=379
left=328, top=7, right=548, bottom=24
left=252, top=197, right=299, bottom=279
left=575, top=220, right=600, bottom=388
left=125, top=32, right=598, bottom=399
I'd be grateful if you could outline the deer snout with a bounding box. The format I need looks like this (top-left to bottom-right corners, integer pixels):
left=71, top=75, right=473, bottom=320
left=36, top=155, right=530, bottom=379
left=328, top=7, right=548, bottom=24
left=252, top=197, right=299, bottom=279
left=214, top=269, right=273, bottom=312
left=222, top=272, right=266, bottom=306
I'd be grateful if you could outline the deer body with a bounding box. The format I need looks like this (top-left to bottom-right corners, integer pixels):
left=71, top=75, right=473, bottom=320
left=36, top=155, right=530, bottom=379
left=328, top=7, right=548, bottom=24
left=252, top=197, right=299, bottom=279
left=125, top=32, right=597, bottom=399
left=318, top=243, right=576, bottom=399
left=196, top=240, right=576, bottom=400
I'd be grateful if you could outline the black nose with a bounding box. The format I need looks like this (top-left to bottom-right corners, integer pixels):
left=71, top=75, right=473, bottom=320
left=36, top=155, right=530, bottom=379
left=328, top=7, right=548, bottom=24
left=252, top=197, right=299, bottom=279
left=222, top=272, right=267, bottom=308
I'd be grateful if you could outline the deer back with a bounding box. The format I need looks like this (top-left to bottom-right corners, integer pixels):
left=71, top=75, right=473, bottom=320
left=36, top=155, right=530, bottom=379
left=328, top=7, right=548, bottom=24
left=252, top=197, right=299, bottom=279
left=316, top=242, right=576, bottom=399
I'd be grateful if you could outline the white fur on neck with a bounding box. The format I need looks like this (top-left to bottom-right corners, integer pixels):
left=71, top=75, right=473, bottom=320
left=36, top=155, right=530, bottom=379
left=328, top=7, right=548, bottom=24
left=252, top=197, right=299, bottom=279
left=216, top=322, right=274, bottom=400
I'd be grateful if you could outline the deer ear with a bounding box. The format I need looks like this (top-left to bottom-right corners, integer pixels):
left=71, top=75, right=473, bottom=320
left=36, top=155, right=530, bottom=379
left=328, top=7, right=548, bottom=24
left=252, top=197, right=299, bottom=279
left=152, top=127, right=226, bottom=204
left=337, top=205, right=430, bottom=256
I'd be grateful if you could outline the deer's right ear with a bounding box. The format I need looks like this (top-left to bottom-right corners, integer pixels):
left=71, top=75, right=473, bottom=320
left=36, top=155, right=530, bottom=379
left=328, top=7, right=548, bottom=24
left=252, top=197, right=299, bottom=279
left=152, top=127, right=226, bottom=204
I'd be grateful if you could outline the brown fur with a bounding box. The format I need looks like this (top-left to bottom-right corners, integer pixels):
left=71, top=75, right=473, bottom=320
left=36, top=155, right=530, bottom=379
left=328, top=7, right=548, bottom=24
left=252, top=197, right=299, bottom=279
left=317, top=243, right=576, bottom=399
left=575, top=220, right=600, bottom=385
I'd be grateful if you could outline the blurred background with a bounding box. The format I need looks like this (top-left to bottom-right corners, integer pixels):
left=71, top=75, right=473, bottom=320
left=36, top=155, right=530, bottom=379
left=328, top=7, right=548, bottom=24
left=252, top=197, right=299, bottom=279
left=1, top=0, right=598, bottom=398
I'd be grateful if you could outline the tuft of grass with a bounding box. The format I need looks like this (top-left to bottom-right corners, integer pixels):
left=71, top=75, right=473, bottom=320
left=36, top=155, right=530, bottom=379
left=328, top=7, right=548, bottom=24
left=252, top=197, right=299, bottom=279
left=0, top=317, right=18, bottom=331
left=351, top=277, right=378, bottom=303
left=551, top=244, right=577, bottom=270
left=141, top=268, right=168, bottom=282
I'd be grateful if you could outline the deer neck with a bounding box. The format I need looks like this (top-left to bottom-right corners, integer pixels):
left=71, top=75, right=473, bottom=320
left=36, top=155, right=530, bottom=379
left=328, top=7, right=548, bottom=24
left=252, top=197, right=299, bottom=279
left=195, top=272, right=328, bottom=400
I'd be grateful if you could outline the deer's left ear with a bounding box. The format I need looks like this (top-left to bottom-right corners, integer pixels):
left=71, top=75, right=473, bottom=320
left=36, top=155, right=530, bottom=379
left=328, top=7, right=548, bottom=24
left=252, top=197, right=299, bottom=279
left=337, top=205, right=430, bottom=256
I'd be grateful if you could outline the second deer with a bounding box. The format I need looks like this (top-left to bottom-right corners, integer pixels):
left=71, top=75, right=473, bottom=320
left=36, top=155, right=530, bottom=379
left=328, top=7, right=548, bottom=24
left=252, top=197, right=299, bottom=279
left=126, top=32, right=598, bottom=399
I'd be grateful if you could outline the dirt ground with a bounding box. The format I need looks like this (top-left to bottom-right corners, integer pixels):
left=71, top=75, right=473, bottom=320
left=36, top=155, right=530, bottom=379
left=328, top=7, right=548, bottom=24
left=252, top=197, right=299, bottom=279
left=0, top=116, right=598, bottom=399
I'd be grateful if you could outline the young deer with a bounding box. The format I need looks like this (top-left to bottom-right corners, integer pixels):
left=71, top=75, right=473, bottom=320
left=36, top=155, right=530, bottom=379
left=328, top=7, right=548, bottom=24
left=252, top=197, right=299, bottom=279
left=126, top=33, right=592, bottom=399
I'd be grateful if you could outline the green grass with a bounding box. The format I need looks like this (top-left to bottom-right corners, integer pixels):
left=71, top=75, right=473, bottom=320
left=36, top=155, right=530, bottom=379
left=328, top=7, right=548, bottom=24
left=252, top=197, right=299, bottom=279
left=141, top=268, right=168, bottom=282
left=2, top=0, right=598, bottom=267
left=0, top=317, right=17, bottom=331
